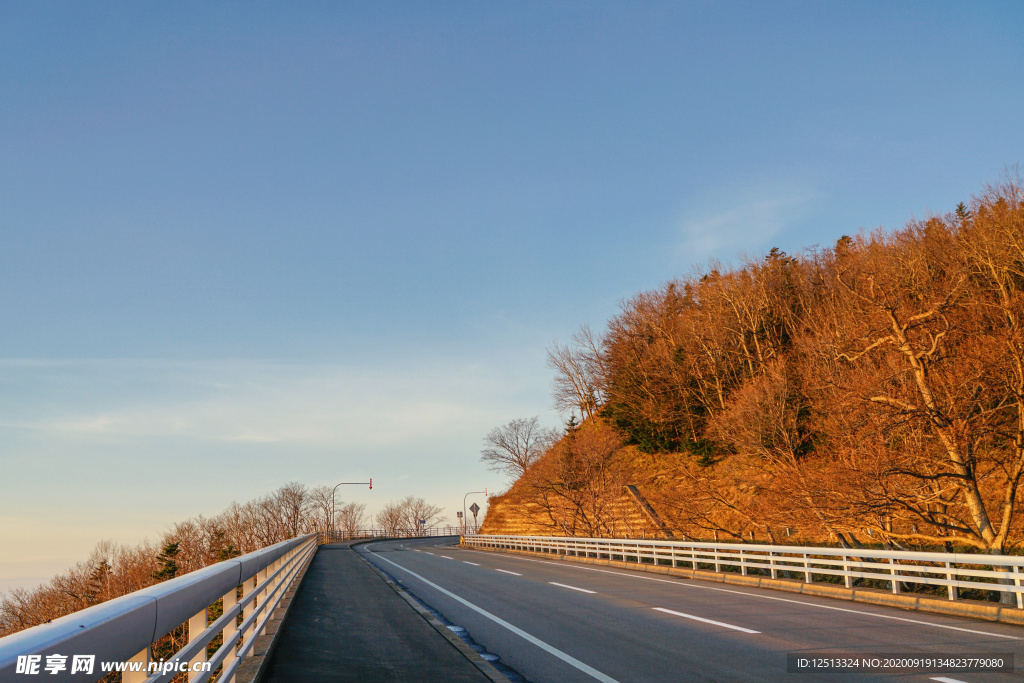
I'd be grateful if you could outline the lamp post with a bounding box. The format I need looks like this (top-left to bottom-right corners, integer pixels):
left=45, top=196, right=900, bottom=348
left=330, top=479, right=372, bottom=541
left=463, top=489, right=487, bottom=535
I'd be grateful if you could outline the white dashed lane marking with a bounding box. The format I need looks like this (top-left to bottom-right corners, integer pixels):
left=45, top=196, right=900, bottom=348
left=489, top=553, right=1022, bottom=640
left=371, top=552, right=620, bottom=683
left=653, top=607, right=760, bottom=634
left=550, top=582, right=597, bottom=594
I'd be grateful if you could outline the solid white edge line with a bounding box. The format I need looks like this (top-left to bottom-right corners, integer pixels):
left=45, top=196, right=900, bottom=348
left=550, top=582, right=597, bottom=594
left=490, top=553, right=1023, bottom=640
left=369, top=551, right=620, bottom=683
left=653, top=607, right=760, bottom=634
left=495, top=568, right=522, bottom=576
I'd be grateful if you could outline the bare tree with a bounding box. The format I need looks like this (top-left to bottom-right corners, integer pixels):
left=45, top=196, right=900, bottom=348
left=307, top=485, right=336, bottom=533
left=547, top=325, right=607, bottom=420
left=218, top=501, right=262, bottom=554
left=398, top=496, right=446, bottom=535
left=162, top=519, right=209, bottom=575
left=375, top=500, right=405, bottom=536
left=528, top=421, right=625, bottom=537
left=337, top=501, right=368, bottom=535
left=481, top=416, right=557, bottom=479
left=373, top=497, right=445, bottom=536
left=275, top=482, right=309, bottom=539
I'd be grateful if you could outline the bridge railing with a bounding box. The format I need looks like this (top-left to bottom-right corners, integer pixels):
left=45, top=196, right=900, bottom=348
left=318, top=526, right=466, bottom=543
left=0, top=534, right=317, bottom=683
left=463, top=534, right=1024, bottom=608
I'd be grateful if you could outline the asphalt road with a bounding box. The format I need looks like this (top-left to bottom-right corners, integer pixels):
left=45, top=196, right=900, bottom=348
left=261, top=542, right=490, bottom=682
left=358, top=538, right=1024, bottom=683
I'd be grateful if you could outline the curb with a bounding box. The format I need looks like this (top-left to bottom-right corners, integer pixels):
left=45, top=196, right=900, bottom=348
left=353, top=541, right=513, bottom=683
left=460, top=544, right=1024, bottom=627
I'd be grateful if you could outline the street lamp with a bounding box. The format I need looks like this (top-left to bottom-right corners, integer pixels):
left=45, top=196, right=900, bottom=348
left=463, top=489, right=487, bottom=535
left=331, top=478, right=372, bottom=541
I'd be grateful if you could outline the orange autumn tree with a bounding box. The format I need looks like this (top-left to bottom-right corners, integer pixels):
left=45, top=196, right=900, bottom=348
left=487, top=175, right=1024, bottom=560
left=802, top=180, right=1024, bottom=556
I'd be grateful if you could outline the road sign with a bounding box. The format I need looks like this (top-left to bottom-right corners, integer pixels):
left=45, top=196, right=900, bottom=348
left=469, top=502, right=480, bottom=515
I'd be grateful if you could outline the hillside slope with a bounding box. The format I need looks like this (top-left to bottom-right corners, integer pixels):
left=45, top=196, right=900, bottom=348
left=484, top=179, right=1024, bottom=553
left=481, top=418, right=828, bottom=545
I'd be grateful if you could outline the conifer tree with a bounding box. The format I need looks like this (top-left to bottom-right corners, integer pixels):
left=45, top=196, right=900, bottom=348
left=152, top=542, right=180, bottom=581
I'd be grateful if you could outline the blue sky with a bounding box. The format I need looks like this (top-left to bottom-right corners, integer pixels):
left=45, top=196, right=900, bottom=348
left=2, top=1, right=1022, bottom=591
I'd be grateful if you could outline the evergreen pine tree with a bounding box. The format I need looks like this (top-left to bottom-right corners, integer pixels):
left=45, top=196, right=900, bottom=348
left=153, top=542, right=181, bottom=581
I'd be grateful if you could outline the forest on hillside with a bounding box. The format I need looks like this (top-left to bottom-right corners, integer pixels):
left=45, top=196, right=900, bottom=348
left=485, top=176, right=1024, bottom=556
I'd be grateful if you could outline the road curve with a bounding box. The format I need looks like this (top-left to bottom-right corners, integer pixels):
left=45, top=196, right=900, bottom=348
left=358, top=537, right=1024, bottom=682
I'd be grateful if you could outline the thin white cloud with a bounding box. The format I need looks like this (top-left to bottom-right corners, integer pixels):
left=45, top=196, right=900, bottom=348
left=678, top=182, right=817, bottom=258
left=0, top=359, right=530, bottom=447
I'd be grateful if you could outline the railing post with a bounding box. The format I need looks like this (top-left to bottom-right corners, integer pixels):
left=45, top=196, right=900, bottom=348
left=122, top=648, right=150, bottom=683
left=274, top=555, right=285, bottom=594
left=803, top=553, right=811, bottom=583
left=890, top=557, right=900, bottom=594
left=187, top=607, right=208, bottom=681
left=1014, top=564, right=1023, bottom=609
left=942, top=565, right=958, bottom=602
left=740, top=548, right=747, bottom=576
left=770, top=552, right=777, bottom=580
left=256, top=565, right=270, bottom=637
left=844, top=554, right=852, bottom=589
left=240, top=574, right=255, bottom=656
left=714, top=547, right=721, bottom=573
left=222, top=585, right=239, bottom=682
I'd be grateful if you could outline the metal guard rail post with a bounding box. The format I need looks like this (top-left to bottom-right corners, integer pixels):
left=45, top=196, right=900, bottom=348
left=0, top=534, right=317, bottom=683
left=463, top=534, right=1024, bottom=608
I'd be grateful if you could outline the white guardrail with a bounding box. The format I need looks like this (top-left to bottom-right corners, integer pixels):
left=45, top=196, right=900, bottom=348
left=463, top=534, right=1024, bottom=608
left=0, top=534, right=317, bottom=683
left=319, top=526, right=467, bottom=543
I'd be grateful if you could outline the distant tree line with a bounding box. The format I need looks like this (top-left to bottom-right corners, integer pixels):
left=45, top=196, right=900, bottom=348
left=373, top=496, right=446, bottom=536
left=0, top=482, right=367, bottom=638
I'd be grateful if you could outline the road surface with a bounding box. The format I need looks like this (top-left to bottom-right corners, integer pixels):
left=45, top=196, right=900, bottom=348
left=359, top=537, right=1024, bottom=682
left=261, top=541, right=490, bottom=682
